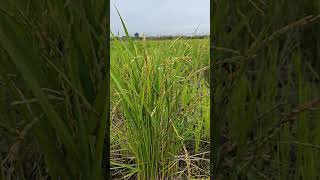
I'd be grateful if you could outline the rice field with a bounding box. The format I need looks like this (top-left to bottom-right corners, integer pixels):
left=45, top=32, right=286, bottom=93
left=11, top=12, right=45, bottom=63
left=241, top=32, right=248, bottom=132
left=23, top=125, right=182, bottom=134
left=110, top=37, right=210, bottom=179
left=211, top=0, right=320, bottom=179
left=0, top=1, right=109, bottom=179
left=1, top=0, right=320, bottom=179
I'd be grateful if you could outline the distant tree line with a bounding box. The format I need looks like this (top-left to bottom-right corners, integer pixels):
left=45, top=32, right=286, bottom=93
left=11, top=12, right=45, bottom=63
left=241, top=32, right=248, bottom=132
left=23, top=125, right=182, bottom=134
left=111, top=34, right=209, bottom=41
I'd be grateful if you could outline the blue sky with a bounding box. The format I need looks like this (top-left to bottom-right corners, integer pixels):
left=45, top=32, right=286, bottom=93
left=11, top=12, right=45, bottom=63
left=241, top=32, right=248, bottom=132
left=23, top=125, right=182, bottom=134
left=111, top=0, right=210, bottom=36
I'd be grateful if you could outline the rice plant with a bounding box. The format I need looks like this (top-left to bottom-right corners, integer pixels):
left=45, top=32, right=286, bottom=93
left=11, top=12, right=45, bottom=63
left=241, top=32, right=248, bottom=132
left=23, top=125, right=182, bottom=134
left=0, top=0, right=109, bottom=179
left=110, top=14, right=210, bottom=179
left=211, top=0, right=320, bottom=179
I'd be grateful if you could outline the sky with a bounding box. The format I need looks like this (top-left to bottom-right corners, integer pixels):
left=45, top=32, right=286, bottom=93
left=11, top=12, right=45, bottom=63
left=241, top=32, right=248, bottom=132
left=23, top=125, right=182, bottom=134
left=111, top=0, right=210, bottom=37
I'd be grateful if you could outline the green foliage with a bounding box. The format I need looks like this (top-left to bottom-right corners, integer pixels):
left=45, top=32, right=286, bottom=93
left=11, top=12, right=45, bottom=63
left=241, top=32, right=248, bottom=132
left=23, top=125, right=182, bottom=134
left=211, top=0, right=320, bottom=179
left=110, top=20, right=210, bottom=178
left=0, top=0, right=109, bottom=179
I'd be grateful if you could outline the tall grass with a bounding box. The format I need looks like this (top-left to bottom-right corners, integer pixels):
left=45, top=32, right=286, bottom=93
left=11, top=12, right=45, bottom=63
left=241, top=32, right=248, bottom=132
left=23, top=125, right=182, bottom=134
left=211, top=0, right=320, bottom=179
left=0, top=1, right=109, bottom=179
left=110, top=16, right=210, bottom=179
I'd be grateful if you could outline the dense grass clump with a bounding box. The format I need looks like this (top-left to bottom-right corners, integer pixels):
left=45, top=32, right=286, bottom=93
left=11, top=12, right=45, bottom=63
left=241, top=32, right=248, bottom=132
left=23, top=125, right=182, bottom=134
left=0, top=1, right=109, bottom=179
left=110, top=32, right=210, bottom=178
left=211, top=0, right=320, bottom=179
